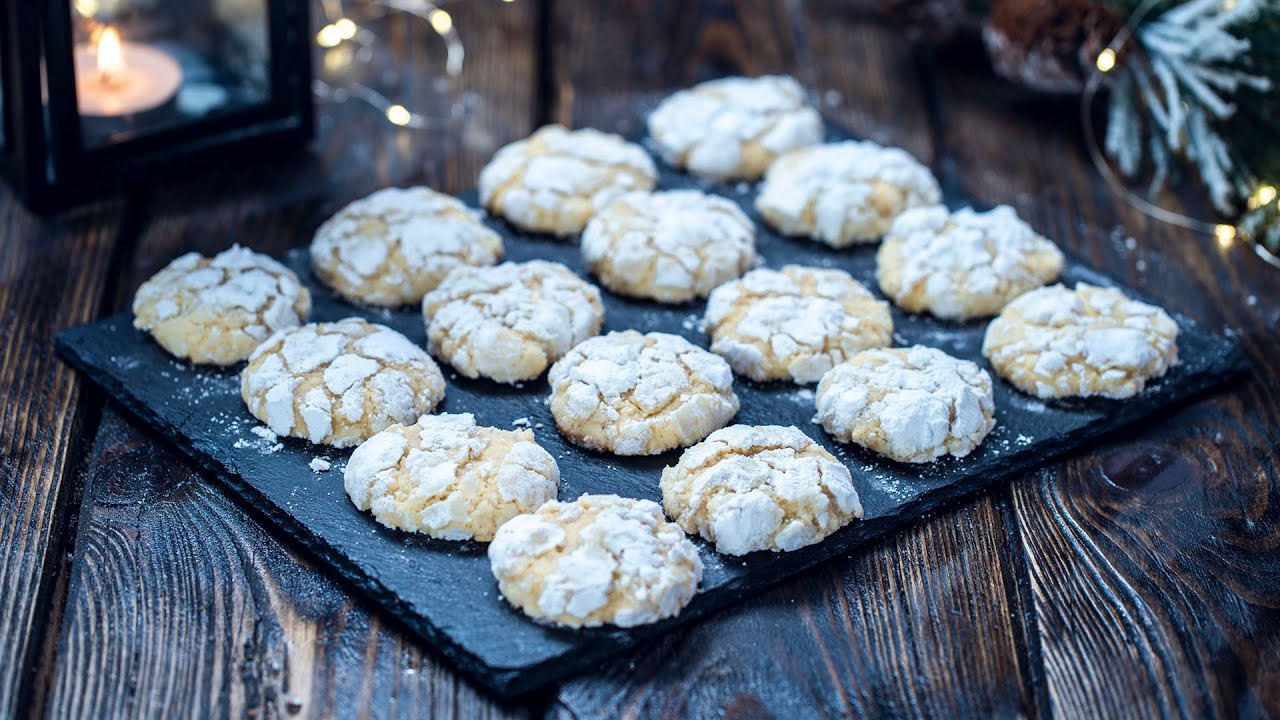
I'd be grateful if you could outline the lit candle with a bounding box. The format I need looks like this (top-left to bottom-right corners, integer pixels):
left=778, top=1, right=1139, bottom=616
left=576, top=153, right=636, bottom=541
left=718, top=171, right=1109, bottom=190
left=73, top=26, right=183, bottom=117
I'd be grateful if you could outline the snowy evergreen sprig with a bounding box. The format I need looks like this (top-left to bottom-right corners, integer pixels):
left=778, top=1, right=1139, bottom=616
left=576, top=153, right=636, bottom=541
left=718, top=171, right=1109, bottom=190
left=1103, top=0, right=1272, bottom=213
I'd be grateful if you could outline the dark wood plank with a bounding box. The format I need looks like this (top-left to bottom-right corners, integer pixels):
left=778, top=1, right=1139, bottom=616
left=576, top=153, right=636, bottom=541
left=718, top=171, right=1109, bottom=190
left=0, top=193, right=123, bottom=719
left=45, top=2, right=541, bottom=717
left=552, top=3, right=1039, bottom=717
left=932, top=54, right=1280, bottom=718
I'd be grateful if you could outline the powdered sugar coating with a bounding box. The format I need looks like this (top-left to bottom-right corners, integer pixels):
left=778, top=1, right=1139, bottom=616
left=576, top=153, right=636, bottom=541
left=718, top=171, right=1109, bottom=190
left=647, top=75, right=823, bottom=181
left=344, top=413, right=559, bottom=541
left=661, top=425, right=863, bottom=555
left=704, top=266, right=893, bottom=384
left=488, top=494, right=703, bottom=628
left=877, top=204, right=1063, bottom=320
left=133, top=245, right=311, bottom=365
left=548, top=331, right=739, bottom=456
left=478, top=125, right=657, bottom=236
left=310, top=187, right=502, bottom=307
left=241, top=318, right=445, bottom=448
left=815, top=346, right=996, bottom=463
left=422, top=260, right=604, bottom=384
left=581, top=190, right=757, bottom=303
left=755, top=140, right=941, bottom=247
left=982, top=283, right=1179, bottom=399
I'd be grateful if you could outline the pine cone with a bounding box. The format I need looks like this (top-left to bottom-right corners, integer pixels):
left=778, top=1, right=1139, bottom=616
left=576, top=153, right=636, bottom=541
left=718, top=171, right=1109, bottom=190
left=982, top=0, right=1124, bottom=93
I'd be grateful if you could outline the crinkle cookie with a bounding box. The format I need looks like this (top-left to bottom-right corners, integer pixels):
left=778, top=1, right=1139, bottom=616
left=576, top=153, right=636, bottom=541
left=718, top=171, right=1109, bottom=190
left=478, top=125, right=657, bottom=236
left=422, top=260, right=604, bottom=384
left=646, top=75, right=823, bottom=181
left=132, top=245, right=310, bottom=365
left=344, top=413, right=559, bottom=542
left=755, top=140, right=941, bottom=247
left=310, top=187, right=502, bottom=307
left=982, top=283, right=1179, bottom=399
left=660, top=425, right=862, bottom=556
left=877, top=205, right=1063, bottom=320
left=488, top=494, right=703, bottom=628
left=548, top=331, right=739, bottom=456
left=241, top=318, right=445, bottom=448
left=581, top=190, right=757, bottom=303
left=815, top=346, right=996, bottom=463
left=704, top=266, right=893, bottom=384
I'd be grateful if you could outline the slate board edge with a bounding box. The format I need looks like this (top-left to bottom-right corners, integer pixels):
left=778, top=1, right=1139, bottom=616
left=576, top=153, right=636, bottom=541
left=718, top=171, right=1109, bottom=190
left=55, top=325, right=1247, bottom=696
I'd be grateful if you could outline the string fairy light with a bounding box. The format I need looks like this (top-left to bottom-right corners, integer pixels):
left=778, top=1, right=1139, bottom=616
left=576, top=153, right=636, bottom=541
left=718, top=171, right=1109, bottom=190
left=1080, top=0, right=1278, bottom=266
left=312, top=0, right=487, bottom=129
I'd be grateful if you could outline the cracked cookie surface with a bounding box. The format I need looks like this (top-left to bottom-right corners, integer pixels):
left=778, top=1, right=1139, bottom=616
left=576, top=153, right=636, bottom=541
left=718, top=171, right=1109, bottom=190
left=241, top=318, right=445, bottom=448
left=488, top=494, right=703, bottom=628
left=815, top=346, right=996, bottom=463
left=755, top=140, right=941, bottom=247
left=982, top=283, right=1179, bottom=399
left=310, top=186, right=502, bottom=307
left=646, top=75, right=823, bottom=181
left=344, top=413, right=559, bottom=541
left=478, top=125, right=657, bottom=236
left=548, top=331, right=739, bottom=455
left=661, top=424, right=862, bottom=555
left=877, top=204, right=1063, bottom=320
left=581, top=190, right=757, bottom=303
left=422, top=260, right=604, bottom=384
left=133, top=245, right=311, bottom=366
left=704, top=266, right=893, bottom=384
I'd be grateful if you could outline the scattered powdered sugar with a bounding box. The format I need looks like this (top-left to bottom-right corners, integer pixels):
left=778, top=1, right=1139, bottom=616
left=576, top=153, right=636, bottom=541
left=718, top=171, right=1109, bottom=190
left=310, top=457, right=332, bottom=473
left=251, top=425, right=279, bottom=442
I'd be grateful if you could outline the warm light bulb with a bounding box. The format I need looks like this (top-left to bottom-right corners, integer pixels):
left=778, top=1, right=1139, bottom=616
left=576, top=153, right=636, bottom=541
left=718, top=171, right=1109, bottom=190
left=317, top=24, right=344, bottom=48
left=334, top=18, right=357, bottom=39
left=1214, top=224, right=1236, bottom=247
left=96, top=26, right=125, bottom=86
left=429, top=9, right=453, bottom=34
left=386, top=104, right=412, bottom=126
left=1256, top=184, right=1277, bottom=206
left=1096, top=48, right=1116, bottom=73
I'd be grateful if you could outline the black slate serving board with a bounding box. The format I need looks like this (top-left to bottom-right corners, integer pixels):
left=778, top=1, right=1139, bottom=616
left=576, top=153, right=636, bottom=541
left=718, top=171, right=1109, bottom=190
left=57, top=124, right=1246, bottom=696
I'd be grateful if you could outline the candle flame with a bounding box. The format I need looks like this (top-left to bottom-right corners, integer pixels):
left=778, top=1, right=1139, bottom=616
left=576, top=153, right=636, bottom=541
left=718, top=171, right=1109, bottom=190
left=97, top=26, right=125, bottom=86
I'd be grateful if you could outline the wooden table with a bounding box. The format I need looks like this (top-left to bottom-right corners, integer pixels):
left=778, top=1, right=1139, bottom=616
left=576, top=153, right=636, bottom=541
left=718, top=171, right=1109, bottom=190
left=3, top=2, right=1277, bottom=717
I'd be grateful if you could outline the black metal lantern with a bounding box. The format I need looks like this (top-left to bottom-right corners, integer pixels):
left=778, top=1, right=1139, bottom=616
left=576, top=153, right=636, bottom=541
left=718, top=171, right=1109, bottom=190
left=0, top=0, right=313, bottom=213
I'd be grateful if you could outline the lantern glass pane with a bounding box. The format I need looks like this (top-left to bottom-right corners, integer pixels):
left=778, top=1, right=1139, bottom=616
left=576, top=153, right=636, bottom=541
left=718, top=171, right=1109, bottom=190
left=69, top=0, right=272, bottom=148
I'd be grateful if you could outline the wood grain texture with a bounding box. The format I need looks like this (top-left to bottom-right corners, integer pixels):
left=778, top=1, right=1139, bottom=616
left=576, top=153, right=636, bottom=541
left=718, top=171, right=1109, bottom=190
left=45, top=2, right=542, bottom=717
left=934, top=61, right=1280, bottom=719
left=0, top=195, right=123, bottom=719
left=552, top=3, right=1039, bottom=717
